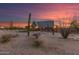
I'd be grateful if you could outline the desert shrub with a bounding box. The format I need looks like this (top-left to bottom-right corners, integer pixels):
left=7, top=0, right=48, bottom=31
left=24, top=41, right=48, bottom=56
left=0, top=34, right=18, bottom=43
left=60, top=28, right=70, bottom=39
left=0, top=34, right=11, bottom=43
left=32, top=33, right=40, bottom=39
left=30, top=33, right=42, bottom=48
left=32, top=40, right=43, bottom=48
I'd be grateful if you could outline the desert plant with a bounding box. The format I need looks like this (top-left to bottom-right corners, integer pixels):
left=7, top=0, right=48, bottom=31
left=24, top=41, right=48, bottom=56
left=0, top=34, right=11, bottom=43
left=70, top=20, right=79, bottom=33
left=27, top=13, right=31, bottom=37
left=60, top=28, right=70, bottom=39
left=32, top=40, right=43, bottom=48
left=70, top=20, right=78, bottom=29
left=32, top=33, right=40, bottom=39
left=32, top=21, right=37, bottom=31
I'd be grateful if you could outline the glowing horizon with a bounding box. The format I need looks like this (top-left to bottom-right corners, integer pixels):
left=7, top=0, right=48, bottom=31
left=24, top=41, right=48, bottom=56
left=0, top=3, right=79, bottom=27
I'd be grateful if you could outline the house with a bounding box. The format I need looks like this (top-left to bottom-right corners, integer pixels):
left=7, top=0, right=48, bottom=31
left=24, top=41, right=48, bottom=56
left=36, top=20, right=54, bottom=31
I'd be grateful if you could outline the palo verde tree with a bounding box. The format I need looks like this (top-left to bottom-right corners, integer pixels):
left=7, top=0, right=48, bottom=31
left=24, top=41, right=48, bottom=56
left=70, top=20, right=79, bottom=33
left=70, top=20, right=78, bottom=30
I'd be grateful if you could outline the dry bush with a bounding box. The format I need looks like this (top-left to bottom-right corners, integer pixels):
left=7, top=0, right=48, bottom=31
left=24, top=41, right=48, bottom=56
left=0, top=34, right=18, bottom=43
left=0, top=34, right=11, bottom=43
left=32, top=39, right=43, bottom=48
left=32, top=33, right=40, bottom=39
left=30, top=33, right=43, bottom=48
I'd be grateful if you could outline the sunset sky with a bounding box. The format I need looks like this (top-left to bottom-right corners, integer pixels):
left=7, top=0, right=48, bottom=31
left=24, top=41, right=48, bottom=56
left=0, top=3, right=79, bottom=27
left=0, top=3, right=79, bottom=21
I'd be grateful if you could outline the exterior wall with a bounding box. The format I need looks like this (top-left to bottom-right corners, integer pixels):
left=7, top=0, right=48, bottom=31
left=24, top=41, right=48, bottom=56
left=37, top=20, right=54, bottom=28
left=37, top=20, right=54, bottom=31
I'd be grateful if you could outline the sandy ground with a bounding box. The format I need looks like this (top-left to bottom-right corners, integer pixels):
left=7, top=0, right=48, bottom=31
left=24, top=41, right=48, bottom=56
left=0, top=30, right=79, bottom=55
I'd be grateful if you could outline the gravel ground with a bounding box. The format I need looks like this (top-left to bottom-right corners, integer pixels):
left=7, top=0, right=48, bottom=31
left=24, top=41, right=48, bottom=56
left=0, top=30, right=79, bottom=55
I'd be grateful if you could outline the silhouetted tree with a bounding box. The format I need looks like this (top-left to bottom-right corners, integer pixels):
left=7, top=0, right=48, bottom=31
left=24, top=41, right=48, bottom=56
left=70, top=20, right=78, bottom=29
left=9, top=21, right=13, bottom=30
left=70, top=20, right=79, bottom=33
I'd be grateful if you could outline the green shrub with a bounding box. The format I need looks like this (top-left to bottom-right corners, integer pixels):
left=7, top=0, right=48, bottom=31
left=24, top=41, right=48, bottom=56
left=60, top=28, right=70, bottom=39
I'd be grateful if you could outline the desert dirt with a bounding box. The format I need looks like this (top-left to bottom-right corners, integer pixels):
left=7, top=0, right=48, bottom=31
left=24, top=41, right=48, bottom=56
left=0, top=30, right=79, bottom=55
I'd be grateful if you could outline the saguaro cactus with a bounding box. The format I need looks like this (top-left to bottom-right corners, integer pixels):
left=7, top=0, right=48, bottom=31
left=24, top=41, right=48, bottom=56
left=27, top=13, right=31, bottom=37
left=52, top=21, right=54, bottom=35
